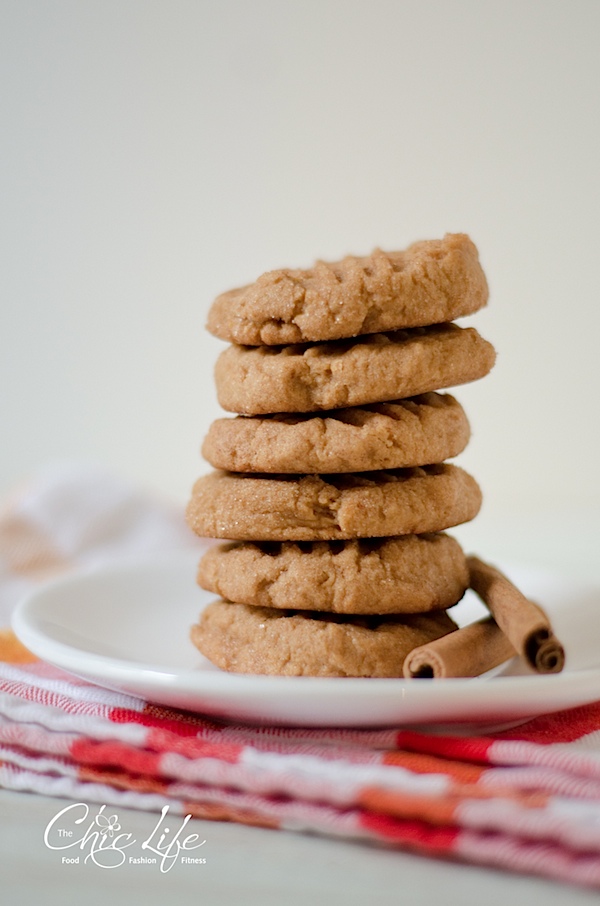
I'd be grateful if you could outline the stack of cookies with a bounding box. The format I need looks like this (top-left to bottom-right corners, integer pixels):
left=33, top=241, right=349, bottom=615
left=186, top=233, right=496, bottom=677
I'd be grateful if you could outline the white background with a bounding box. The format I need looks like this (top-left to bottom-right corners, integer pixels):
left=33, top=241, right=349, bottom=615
left=2, top=0, right=599, bottom=527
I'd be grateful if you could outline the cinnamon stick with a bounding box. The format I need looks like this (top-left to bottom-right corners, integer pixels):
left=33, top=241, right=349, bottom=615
left=467, top=555, right=565, bottom=674
left=403, top=616, right=515, bottom=679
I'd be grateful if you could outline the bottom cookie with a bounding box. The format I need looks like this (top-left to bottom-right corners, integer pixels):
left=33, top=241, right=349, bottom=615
left=191, top=600, right=457, bottom=677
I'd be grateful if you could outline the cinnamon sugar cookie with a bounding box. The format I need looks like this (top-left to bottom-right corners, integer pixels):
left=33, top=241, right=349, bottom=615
left=191, top=600, right=457, bottom=677
left=186, top=465, right=482, bottom=541
left=197, top=533, right=468, bottom=614
left=202, top=392, right=470, bottom=473
left=215, top=323, right=495, bottom=415
left=207, top=233, right=488, bottom=345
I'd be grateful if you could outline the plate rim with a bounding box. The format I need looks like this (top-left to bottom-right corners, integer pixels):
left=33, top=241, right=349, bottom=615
left=11, top=551, right=600, bottom=725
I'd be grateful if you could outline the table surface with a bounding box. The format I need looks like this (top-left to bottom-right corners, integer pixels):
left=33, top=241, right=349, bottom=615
left=3, top=787, right=600, bottom=906
left=2, top=507, right=599, bottom=905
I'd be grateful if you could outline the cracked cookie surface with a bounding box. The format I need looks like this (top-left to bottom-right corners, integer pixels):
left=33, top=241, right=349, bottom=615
left=207, top=233, right=488, bottom=345
left=191, top=600, right=457, bottom=676
left=202, top=392, right=470, bottom=473
left=186, top=465, right=482, bottom=540
left=215, top=323, right=495, bottom=415
left=197, top=533, right=468, bottom=613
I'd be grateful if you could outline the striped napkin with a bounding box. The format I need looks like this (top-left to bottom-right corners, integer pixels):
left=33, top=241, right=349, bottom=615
left=1, top=464, right=600, bottom=888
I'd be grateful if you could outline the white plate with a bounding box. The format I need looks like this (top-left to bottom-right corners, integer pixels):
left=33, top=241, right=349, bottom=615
left=11, top=552, right=600, bottom=728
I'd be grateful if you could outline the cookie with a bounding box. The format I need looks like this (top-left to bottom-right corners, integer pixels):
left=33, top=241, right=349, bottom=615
left=202, top=392, right=469, bottom=474
left=197, top=533, right=468, bottom=614
left=191, top=600, right=457, bottom=676
left=186, top=465, right=482, bottom=541
left=215, top=323, right=495, bottom=415
left=207, top=233, right=488, bottom=345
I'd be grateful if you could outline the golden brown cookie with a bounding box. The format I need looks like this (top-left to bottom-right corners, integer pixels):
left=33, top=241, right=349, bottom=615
left=215, top=323, right=495, bottom=415
left=191, top=600, right=457, bottom=676
left=186, top=465, right=482, bottom=541
left=207, top=233, right=488, bottom=345
left=202, top=392, right=470, bottom=473
left=197, top=533, right=468, bottom=614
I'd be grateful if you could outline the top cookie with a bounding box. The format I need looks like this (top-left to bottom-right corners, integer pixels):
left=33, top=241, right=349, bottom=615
left=207, top=234, right=488, bottom=345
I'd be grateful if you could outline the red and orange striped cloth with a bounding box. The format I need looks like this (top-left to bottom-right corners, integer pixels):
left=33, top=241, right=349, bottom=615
left=1, top=465, right=600, bottom=888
